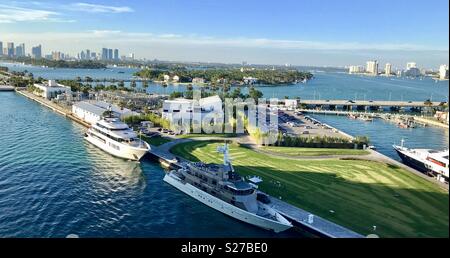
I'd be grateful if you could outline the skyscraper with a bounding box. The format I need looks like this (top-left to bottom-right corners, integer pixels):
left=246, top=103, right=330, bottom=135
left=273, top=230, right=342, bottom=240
left=108, top=49, right=113, bottom=60
left=385, top=63, right=392, bottom=76
left=86, top=49, right=91, bottom=60
left=366, top=60, right=378, bottom=75
left=113, top=49, right=119, bottom=60
left=439, top=65, right=449, bottom=80
left=7, top=42, right=14, bottom=57
left=0, top=41, right=3, bottom=56
left=101, top=48, right=108, bottom=60
left=31, top=45, right=42, bottom=59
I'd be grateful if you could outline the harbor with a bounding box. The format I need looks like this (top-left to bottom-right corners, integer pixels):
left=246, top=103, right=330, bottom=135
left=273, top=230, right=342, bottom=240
left=0, top=67, right=448, bottom=238
left=11, top=88, right=366, bottom=237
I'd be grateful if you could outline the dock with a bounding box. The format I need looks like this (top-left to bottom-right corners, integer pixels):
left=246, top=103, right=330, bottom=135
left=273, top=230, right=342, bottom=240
left=149, top=139, right=365, bottom=238
left=267, top=195, right=364, bottom=238
left=14, top=89, right=91, bottom=128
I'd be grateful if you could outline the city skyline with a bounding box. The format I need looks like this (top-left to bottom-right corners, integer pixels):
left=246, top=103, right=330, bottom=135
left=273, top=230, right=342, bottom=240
left=0, top=0, right=449, bottom=67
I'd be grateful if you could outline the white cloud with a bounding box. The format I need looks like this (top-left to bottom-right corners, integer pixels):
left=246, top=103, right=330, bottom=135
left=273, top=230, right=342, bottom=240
left=0, top=5, right=74, bottom=23
left=2, top=30, right=447, bottom=52
left=69, top=3, right=134, bottom=13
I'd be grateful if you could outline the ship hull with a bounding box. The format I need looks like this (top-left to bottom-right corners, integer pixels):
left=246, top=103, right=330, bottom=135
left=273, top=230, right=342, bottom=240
left=163, top=173, right=292, bottom=233
left=85, top=133, right=149, bottom=161
left=394, top=148, right=428, bottom=173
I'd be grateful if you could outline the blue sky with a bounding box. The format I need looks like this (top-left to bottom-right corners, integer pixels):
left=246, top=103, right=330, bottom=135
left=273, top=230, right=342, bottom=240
left=0, top=0, right=448, bottom=68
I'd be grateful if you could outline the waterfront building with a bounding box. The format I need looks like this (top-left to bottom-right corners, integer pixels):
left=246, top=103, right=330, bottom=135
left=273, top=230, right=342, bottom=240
left=31, top=45, right=42, bottom=59
left=348, top=65, right=364, bottom=74
left=439, top=65, right=449, bottom=80
left=51, top=51, right=63, bottom=60
left=15, top=43, right=25, bottom=57
left=129, top=53, right=135, bottom=60
left=101, top=48, right=108, bottom=60
left=163, top=74, right=170, bottom=82
left=86, top=49, right=91, bottom=60
left=72, top=101, right=137, bottom=125
left=192, top=77, right=205, bottom=84
left=385, top=63, right=392, bottom=76
left=7, top=42, right=14, bottom=57
left=0, top=42, right=3, bottom=56
left=34, top=80, right=72, bottom=100
left=108, top=49, right=113, bottom=60
left=162, top=95, right=223, bottom=130
left=114, top=49, right=119, bottom=60
left=172, top=75, right=180, bottom=82
left=366, top=60, right=378, bottom=75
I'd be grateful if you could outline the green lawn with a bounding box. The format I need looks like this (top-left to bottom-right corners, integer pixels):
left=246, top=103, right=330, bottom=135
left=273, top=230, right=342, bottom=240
left=261, top=146, right=370, bottom=156
left=170, top=140, right=449, bottom=238
left=142, top=135, right=172, bottom=146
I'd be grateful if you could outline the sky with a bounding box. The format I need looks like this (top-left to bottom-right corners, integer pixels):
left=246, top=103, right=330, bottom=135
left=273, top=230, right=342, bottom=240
left=0, top=0, right=448, bottom=68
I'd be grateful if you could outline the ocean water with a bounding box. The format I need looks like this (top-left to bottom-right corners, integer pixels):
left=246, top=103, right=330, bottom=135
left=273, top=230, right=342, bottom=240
left=0, top=92, right=301, bottom=237
left=2, top=62, right=448, bottom=101
left=308, top=114, right=449, bottom=160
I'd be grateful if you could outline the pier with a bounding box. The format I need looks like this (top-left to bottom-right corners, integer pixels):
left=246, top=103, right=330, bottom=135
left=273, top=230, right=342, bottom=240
left=0, top=85, right=14, bottom=91
left=267, top=195, right=364, bottom=238
left=298, top=99, right=446, bottom=108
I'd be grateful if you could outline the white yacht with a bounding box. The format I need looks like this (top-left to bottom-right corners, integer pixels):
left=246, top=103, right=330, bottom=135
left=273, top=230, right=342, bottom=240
left=393, top=140, right=448, bottom=183
left=164, top=144, right=293, bottom=233
left=85, top=117, right=150, bottom=161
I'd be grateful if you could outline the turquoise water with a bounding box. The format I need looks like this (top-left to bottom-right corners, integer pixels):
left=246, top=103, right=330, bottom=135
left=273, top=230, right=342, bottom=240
left=309, top=114, right=449, bottom=160
left=0, top=92, right=301, bottom=237
left=3, top=62, right=448, bottom=101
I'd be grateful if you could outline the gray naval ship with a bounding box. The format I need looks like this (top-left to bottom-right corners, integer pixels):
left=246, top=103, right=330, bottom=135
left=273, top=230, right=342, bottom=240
left=163, top=143, right=292, bottom=233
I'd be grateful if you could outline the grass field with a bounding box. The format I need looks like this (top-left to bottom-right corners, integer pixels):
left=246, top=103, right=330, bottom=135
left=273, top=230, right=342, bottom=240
left=142, top=135, right=172, bottom=146
left=261, top=146, right=370, bottom=156
left=170, top=140, right=449, bottom=238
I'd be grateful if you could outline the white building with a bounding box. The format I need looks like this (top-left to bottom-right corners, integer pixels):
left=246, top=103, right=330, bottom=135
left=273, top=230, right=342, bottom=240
left=284, top=99, right=298, bottom=110
left=192, top=77, right=205, bottom=84
left=366, top=60, right=378, bottom=75
left=163, top=74, right=170, bottom=82
left=439, top=65, right=449, bottom=80
left=385, top=63, right=392, bottom=76
left=162, top=95, right=223, bottom=131
left=348, top=65, right=364, bottom=74
left=172, top=75, right=180, bottom=82
left=72, top=101, right=138, bottom=125
left=34, top=80, right=72, bottom=100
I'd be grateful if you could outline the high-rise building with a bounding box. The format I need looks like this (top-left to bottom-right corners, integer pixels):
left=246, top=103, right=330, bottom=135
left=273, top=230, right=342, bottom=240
left=91, top=52, right=97, bottom=60
left=366, top=60, right=378, bottom=75
left=348, top=65, right=364, bottom=74
left=406, top=62, right=416, bottom=69
left=0, top=41, right=3, bottom=56
left=101, top=48, right=108, bottom=60
left=31, top=45, right=42, bottom=59
left=129, top=53, right=135, bottom=60
left=385, top=63, right=392, bottom=76
left=52, top=51, right=63, bottom=60
left=7, top=42, right=14, bottom=57
left=439, top=65, right=449, bottom=80
left=113, top=49, right=119, bottom=60
left=108, top=49, right=113, bottom=60
left=86, top=49, right=90, bottom=60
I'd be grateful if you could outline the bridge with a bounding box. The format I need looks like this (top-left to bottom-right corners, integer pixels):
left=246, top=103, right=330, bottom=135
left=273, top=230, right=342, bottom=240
left=297, top=99, right=446, bottom=108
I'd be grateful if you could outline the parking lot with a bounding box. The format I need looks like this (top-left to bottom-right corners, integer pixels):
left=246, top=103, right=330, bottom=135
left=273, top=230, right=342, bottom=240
left=278, top=110, right=349, bottom=138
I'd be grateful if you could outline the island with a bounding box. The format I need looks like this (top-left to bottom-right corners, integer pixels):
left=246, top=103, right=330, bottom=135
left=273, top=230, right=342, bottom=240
left=134, top=67, right=313, bottom=85
left=0, top=57, right=107, bottom=69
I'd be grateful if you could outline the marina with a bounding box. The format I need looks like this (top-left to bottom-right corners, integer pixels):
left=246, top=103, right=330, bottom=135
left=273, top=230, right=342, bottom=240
left=0, top=66, right=448, bottom=238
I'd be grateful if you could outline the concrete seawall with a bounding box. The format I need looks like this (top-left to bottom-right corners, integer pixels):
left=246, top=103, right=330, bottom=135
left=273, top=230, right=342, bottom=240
left=15, top=89, right=91, bottom=128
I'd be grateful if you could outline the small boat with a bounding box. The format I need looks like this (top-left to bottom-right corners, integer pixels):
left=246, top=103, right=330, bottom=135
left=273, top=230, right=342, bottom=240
left=347, top=114, right=358, bottom=119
